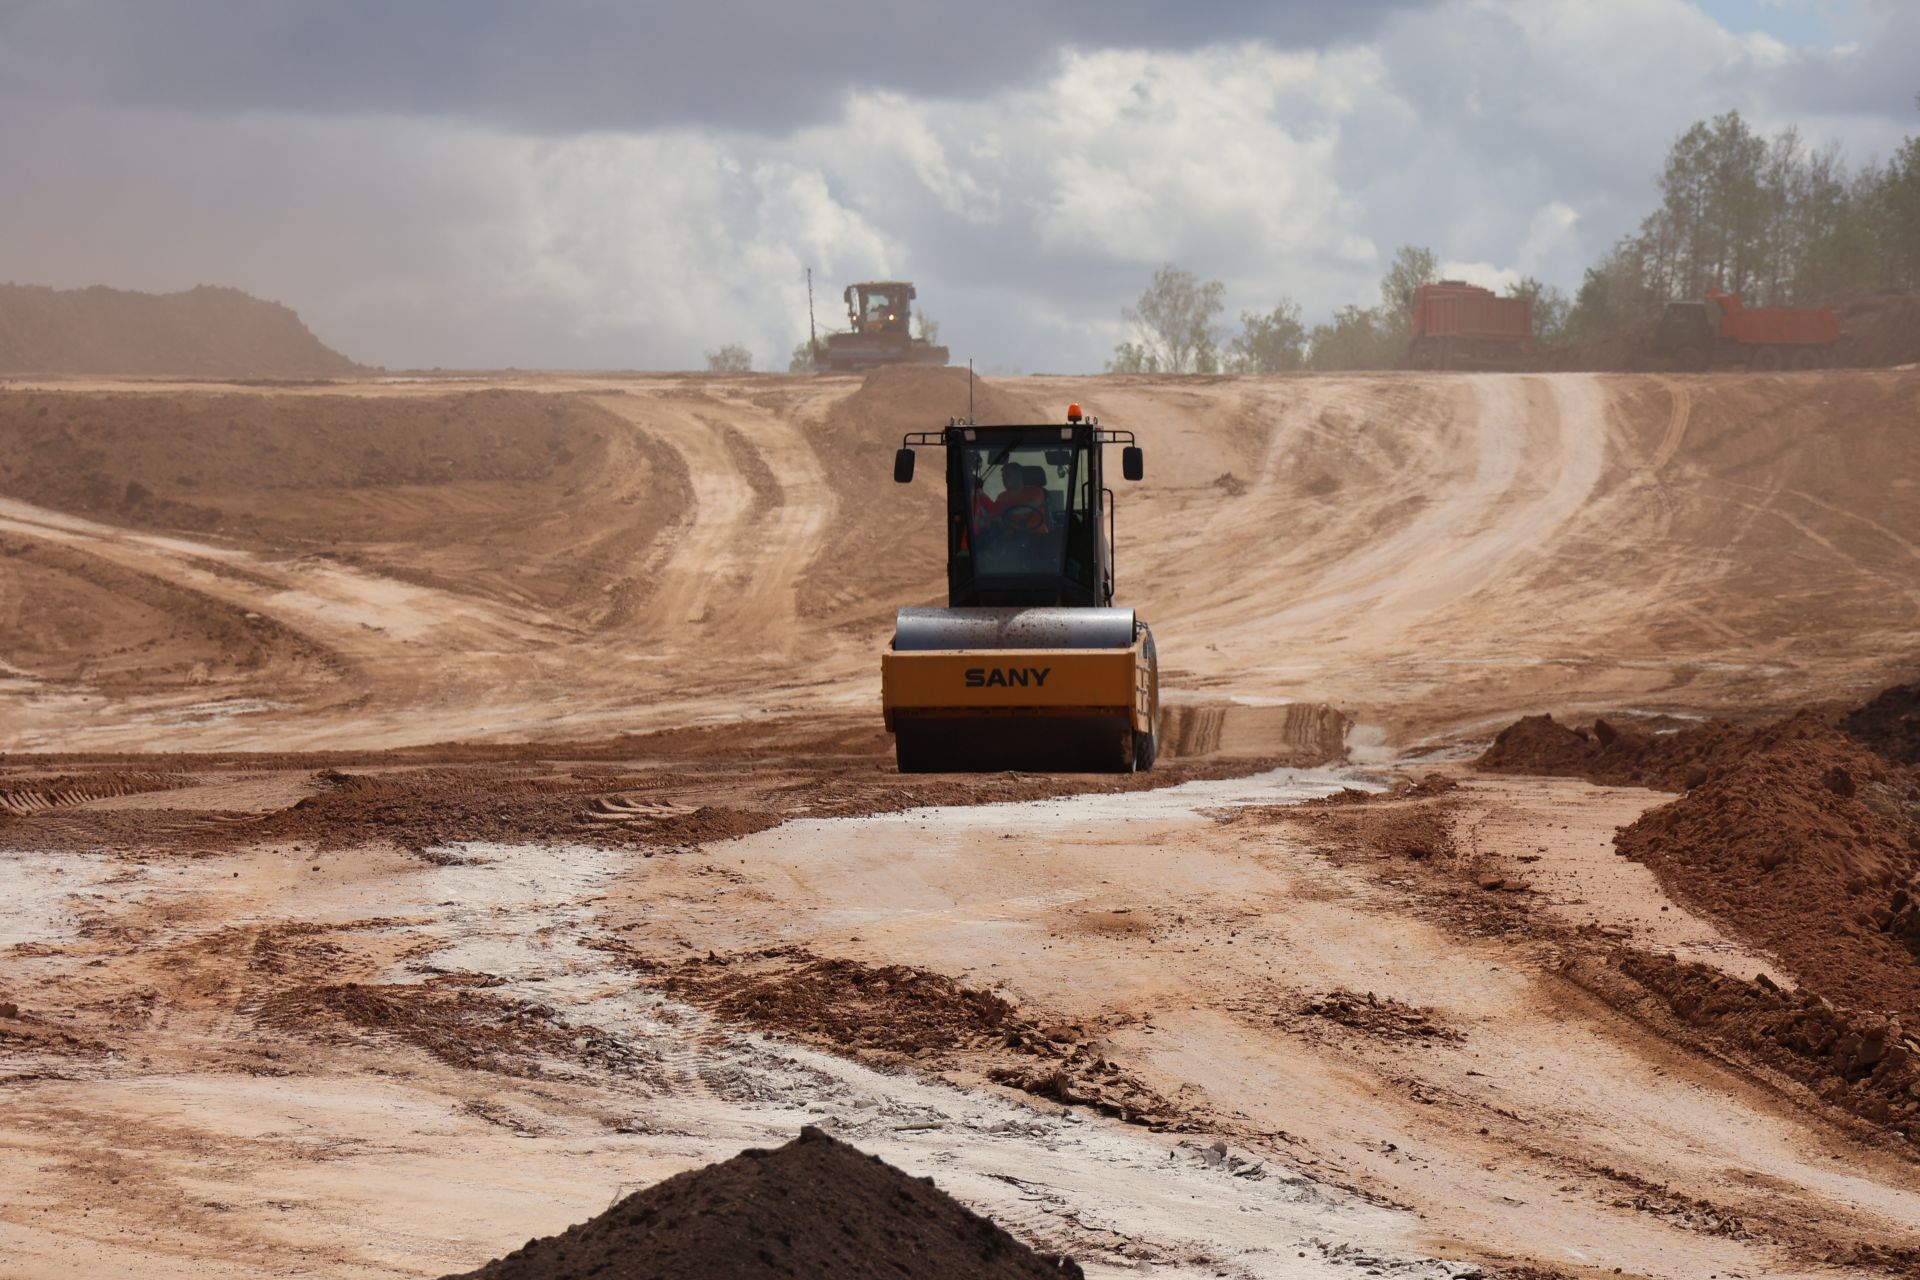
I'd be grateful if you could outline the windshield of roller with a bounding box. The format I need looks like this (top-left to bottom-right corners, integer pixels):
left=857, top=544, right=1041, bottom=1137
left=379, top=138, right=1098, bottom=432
left=959, top=439, right=1095, bottom=590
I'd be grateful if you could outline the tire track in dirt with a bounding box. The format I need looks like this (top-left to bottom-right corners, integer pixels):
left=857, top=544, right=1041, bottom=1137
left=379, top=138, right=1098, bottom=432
left=0, top=492, right=566, bottom=749
left=0, top=496, right=545, bottom=653
left=1645, top=379, right=1693, bottom=473
left=6, top=369, right=1918, bottom=748
left=591, top=387, right=840, bottom=668
left=591, top=394, right=759, bottom=637
left=1129, top=376, right=1605, bottom=676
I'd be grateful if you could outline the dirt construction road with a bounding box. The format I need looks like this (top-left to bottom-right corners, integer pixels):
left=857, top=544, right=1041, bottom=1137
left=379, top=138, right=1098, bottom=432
left=3, top=368, right=1919, bottom=1277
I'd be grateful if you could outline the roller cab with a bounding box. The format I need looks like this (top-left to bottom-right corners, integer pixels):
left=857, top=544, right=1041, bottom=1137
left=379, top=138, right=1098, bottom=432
left=883, top=410, right=1158, bottom=773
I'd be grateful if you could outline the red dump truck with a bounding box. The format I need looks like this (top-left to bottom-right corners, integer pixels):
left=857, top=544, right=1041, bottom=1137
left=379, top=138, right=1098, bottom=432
left=1405, top=282, right=1532, bottom=370
left=1646, top=289, right=1841, bottom=370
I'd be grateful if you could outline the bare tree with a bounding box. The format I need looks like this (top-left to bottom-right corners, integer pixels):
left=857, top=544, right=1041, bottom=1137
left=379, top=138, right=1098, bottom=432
left=1121, top=264, right=1225, bottom=374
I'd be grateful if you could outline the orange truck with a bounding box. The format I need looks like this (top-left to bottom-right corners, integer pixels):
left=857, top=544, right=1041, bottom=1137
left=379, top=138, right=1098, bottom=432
left=1405, top=281, right=1533, bottom=370
left=1648, top=288, right=1841, bottom=371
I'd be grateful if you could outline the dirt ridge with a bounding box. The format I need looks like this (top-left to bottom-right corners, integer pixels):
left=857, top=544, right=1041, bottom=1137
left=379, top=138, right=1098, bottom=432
left=0, top=283, right=359, bottom=377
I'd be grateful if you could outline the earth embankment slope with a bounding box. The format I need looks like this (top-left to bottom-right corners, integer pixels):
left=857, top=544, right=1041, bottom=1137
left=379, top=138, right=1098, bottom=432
left=0, top=284, right=360, bottom=377
left=0, top=367, right=1915, bottom=750
left=1057, top=368, right=1920, bottom=737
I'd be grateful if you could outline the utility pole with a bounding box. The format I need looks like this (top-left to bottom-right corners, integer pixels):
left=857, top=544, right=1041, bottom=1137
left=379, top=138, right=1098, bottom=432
left=806, top=268, right=818, bottom=366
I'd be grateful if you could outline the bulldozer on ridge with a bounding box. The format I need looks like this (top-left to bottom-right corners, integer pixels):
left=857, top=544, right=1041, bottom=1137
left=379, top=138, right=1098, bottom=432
left=811, top=280, right=950, bottom=373
left=880, top=404, right=1159, bottom=772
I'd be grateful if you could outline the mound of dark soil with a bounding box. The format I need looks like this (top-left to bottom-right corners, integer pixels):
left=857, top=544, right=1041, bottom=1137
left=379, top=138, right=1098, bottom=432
left=1842, top=683, right=1920, bottom=766
left=1479, top=698, right=1920, bottom=1016
left=1474, top=712, right=1755, bottom=791
left=443, top=1126, right=1083, bottom=1280
left=0, top=284, right=359, bottom=377
left=1610, top=952, right=1920, bottom=1145
left=1829, top=292, right=1920, bottom=369
left=1615, top=721, right=1920, bottom=1015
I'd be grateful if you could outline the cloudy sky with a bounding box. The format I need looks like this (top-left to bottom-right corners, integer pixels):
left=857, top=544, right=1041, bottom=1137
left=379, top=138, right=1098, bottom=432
left=2, top=0, right=1914, bottom=371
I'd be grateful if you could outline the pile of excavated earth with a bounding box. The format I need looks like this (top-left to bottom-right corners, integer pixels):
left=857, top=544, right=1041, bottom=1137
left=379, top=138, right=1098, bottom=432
left=1478, top=687, right=1920, bottom=1142
left=0, top=283, right=360, bottom=378
left=5, top=364, right=1920, bottom=1278
left=444, top=1127, right=1083, bottom=1280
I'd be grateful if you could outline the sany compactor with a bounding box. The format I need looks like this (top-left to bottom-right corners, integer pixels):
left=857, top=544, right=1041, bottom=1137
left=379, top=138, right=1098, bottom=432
left=881, top=405, right=1160, bottom=772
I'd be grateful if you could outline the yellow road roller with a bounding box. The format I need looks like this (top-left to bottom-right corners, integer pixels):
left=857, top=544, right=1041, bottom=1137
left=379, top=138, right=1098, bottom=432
left=881, top=404, right=1159, bottom=772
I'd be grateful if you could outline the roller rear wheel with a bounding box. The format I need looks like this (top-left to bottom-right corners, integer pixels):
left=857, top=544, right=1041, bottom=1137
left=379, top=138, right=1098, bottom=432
left=894, top=717, right=1141, bottom=774
left=1132, top=628, right=1160, bottom=772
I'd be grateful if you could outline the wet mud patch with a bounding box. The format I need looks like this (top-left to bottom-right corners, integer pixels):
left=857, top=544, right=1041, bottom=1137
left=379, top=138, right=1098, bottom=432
left=0, top=740, right=1321, bottom=859
left=1246, top=787, right=1461, bottom=872
left=0, top=997, right=110, bottom=1060
left=627, top=947, right=1188, bottom=1129
left=256, top=981, right=653, bottom=1080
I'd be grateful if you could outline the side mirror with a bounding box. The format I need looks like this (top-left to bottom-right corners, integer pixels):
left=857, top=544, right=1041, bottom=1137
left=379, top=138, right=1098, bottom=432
left=1122, top=446, right=1144, bottom=482
left=893, top=448, right=915, bottom=483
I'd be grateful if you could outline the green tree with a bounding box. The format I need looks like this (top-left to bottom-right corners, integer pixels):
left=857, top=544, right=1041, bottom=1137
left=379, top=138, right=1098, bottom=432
left=1378, top=245, right=1438, bottom=331
left=705, top=343, right=753, bottom=372
left=914, top=312, right=941, bottom=346
left=1307, top=305, right=1399, bottom=371
left=1638, top=111, right=1774, bottom=300
left=1121, top=264, right=1226, bottom=374
left=1880, top=130, right=1920, bottom=292
left=1225, top=299, right=1308, bottom=372
left=1505, top=277, right=1571, bottom=343
left=788, top=341, right=817, bottom=373
left=1105, top=340, right=1161, bottom=374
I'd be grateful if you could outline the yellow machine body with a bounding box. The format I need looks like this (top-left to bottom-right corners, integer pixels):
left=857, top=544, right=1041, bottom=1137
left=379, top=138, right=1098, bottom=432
left=881, top=643, right=1154, bottom=733
left=880, top=413, right=1156, bottom=772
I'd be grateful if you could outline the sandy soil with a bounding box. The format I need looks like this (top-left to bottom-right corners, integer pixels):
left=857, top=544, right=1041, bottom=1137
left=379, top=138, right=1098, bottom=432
left=4, top=368, right=1920, bottom=1278
left=3, top=368, right=1916, bottom=752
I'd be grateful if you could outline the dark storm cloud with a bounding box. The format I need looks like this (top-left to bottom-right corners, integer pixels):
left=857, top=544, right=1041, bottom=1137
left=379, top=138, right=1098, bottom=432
left=0, top=0, right=1428, bottom=132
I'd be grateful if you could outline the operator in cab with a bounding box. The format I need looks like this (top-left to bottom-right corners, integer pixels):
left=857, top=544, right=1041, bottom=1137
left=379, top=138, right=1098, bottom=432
left=972, top=461, right=1051, bottom=536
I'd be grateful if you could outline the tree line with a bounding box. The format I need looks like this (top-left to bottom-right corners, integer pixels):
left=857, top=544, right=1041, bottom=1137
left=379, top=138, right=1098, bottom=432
left=1112, top=101, right=1920, bottom=374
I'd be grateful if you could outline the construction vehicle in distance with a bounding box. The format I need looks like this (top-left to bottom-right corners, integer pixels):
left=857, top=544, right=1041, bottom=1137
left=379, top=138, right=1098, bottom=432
left=1405, top=281, right=1533, bottom=370
left=880, top=404, right=1159, bottom=772
left=811, top=280, right=950, bottom=373
left=1646, top=288, right=1841, bottom=371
